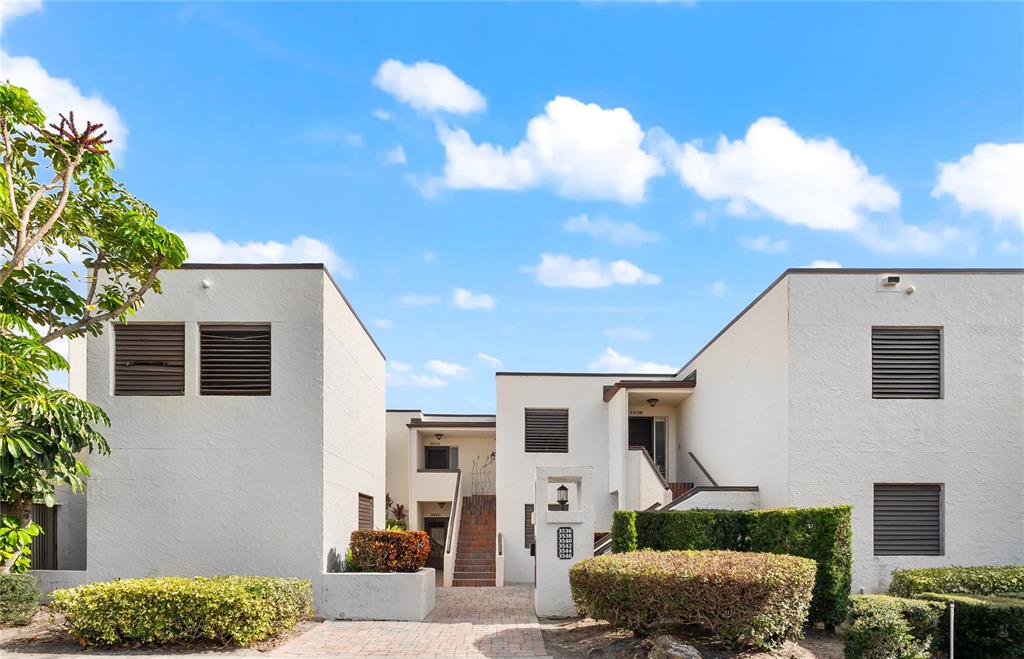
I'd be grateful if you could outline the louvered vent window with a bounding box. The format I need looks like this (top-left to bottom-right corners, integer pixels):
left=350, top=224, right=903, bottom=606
left=200, top=325, right=271, bottom=396
left=872, top=327, right=942, bottom=399
left=358, top=494, right=373, bottom=530
left=525, top=408, right=569, bottom=453
left=114, top=324, right=185, bottom=396
left=874, top=484, right=942, bottom=556
left=524, top=504, right=535, bottom=548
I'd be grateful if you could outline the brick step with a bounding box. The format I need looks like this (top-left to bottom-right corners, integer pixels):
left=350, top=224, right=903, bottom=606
left=455, top=561, right=495, bottom=569
left=453, top=573, right=496, bottom=580
left=452, top=579, right=495, bottom=587
left=457, top=552, right=495, bottom=559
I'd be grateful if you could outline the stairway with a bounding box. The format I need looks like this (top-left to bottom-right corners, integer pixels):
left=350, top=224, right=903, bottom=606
left=452, top=494, right=496, bottom=587
left=669, top=482, right=694, bottom=499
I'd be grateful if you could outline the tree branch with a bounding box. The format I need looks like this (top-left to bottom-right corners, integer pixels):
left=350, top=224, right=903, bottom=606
left=41, top=256, right=165, bottom=345
left=2, top=118, right=19, bottom=220
left=83, top=250, right=107, bottom=313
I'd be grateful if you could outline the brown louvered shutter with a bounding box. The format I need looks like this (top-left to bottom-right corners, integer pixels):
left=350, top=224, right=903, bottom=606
left=0, top=503, right=57, bottom=569
left=874, top=484, right=942, bottom=556
left=525, top=408, right=568, bottom=452
left=358, top=494, right=374, bottom=530
left=200, top=325, right=271, bottom=396
left=524, top=504, right=535, bottom=548
left=114, top=324, right=185, bottom=396
left=872, top=328, right=942, bottom=399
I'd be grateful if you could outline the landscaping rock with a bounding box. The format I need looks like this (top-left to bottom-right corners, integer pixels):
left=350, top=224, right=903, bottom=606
left=649, top=635, right=703, bottom=659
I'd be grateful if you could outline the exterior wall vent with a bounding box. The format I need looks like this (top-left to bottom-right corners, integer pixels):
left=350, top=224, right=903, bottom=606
left=874, top=483, right=942, bottom=556
left=524, top=408, right=569, bottom=453
left=871, top=327, right=942, bottom=399
left=199, top=324, right=271, bottom=396
left=358, top=493, right=373, bottom=530
left=114, top=324, right=185, bottom=396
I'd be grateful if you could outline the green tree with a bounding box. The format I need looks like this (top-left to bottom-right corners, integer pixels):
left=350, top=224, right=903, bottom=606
left=0, top=83, right=186, bottom=572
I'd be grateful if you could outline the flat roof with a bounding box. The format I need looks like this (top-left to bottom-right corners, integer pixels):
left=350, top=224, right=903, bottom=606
left=496, top=371, right=677, bottom=378
left=178, top=262, right=385, bottom=360
left=602, top=379, right=696, bottom=402
left=407, top=421, right=497, bottom=429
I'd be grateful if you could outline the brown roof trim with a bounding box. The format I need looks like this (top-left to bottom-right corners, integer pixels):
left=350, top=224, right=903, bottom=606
left=603, top=379, right=696, bottom=402
left=673, top=267, right=1024, bottom=378
left=179, top=262, right=386, bottom=361
left=387, top=408, right=422, bottom=413
left=496, top=371, right=677, bottom=378
left=423, top=413, right=496, bottom=418
left=407, top=421, right=497, bottom=429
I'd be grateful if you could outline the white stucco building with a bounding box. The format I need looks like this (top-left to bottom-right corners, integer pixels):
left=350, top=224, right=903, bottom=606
left=386, top=268, right=1024, bottom=593
left=38, top=264, right=386, bottom=611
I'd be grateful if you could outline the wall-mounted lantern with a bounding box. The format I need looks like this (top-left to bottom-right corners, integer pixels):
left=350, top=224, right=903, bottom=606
left=556, top=484, right=569, bottom=511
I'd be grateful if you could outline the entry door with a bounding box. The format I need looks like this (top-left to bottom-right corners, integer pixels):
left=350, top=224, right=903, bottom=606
left=424, top=518, right=449, bottom=568
left=628, top=417, right=667, bottom=477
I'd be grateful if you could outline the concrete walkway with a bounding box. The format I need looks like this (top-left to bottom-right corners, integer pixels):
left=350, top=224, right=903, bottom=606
left=276, top=585, right=549, bottom=658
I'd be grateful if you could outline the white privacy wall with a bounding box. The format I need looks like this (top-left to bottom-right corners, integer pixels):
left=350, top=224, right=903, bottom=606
left=676, top=280, right=791, bottom=503
left=786, top=272, right=1024, bottom=592
left=496, top=375, right=625, bottom=584
left=77, top=267, right=335, bottom=585
left=321, top=271, right=386, bottom=569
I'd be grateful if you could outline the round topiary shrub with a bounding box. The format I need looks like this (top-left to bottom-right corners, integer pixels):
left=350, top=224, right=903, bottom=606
left=569, top=549, right=817, bottom=650
left=0, top=573, right=40, bottom=626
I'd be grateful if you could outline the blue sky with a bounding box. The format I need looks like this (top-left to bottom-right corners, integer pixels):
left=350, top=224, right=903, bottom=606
left=2, top=1, right=1022, bottom=412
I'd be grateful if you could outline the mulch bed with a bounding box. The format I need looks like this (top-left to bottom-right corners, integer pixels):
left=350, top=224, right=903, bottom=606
left=538, top=617, right=843, bottom=659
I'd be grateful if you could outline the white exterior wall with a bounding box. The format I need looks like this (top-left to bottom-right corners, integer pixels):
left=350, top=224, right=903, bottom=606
left=624, top=449, right=669, bottom=510
left=676, top=281, right=790, bottom=503
left=785, top=272, right=1024, bottom=592
left=321, top=271, right=387, bottom=568
left=496, top=375, right=624, bottom=584
left=385, top=411, right=419, bottom=513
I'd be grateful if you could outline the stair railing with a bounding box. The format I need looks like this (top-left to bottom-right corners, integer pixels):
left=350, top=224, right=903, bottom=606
left=443, top=469, right=463, bottom=587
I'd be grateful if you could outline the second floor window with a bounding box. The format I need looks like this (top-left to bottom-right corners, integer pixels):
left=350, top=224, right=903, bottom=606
left=200, top=324, right=271, bottom=396
left=525, top=408, right=569, bottom=453
left=871, top=327, right=942, bottom=399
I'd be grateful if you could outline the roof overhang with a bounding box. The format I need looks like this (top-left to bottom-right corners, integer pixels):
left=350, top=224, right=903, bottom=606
left=603, top=379, right=696, bottom=403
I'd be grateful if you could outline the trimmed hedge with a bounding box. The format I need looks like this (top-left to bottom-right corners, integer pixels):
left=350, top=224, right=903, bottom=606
left=844, top=595, right=944, bottom=658
left=610, top=510, right=636, bottom=553
left=920, top=592, right=1024, bottom=659
left=891, top=565, right=1024, bottom=598
left=0, top=573, right=39, bottom=626
left=347, top=529, right=430, bottom=573
left=614, top=505, right=852, bottom=628
left=570, top=549, right=816, bottom=650
left=49, top=576, right=312, bottom=647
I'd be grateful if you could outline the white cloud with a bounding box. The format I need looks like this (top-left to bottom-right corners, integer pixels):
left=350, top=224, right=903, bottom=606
left=373, top=59, right=485, bottom=115
left=855, top=220, right=966, bottom=255
left=178, top=231, right=354, bottom=278
left=435, top=96, right=663, bottom=204
left=804, top=260, right=842, bottom=268
left=706, top=280, right=728, bottom=297
left=399, top=293, right=441, bottom=306
left=604, top=326, right=652, bottom=342
left=373, top=109, right=394, bottom=121
left=424, top=359, right=469, bottom=378
left=453, top=287, right=495, bottom=310
left=386, top=361, right=447, bottom=388
left=933, top=143, right=1024, bottom=230
left=656, top=117, right=899, bottom=231
left=738, top=235, right=789, bottom=254
left=300, top=124, right=363, bottom=147
left=384, top=144, right=407, bottom=165
left=1, top=1, right=128, bottom=159
left=477, top=353, right=502, bottom=368
left=564, top=214, right=660, bottom=247
left=589, top=348, right=674, bottom=374
left=997, top=240, right=1020, bottom=255
left=523, top=254, right=661, bottom=288
left=373, top=319, right=394, bottom=329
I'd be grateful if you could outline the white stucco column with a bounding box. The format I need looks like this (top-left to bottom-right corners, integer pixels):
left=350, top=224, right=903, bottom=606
left=534, top=466, right=594, bottom=618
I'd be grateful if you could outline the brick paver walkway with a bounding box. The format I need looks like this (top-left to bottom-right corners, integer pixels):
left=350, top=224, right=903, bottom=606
left=275, top=585, right=549, bottom=658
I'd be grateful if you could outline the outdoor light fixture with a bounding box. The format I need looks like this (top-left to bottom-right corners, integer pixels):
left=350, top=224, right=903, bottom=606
left=647, top=398, right=659, bottom=407
left=556, top=484, right=569, bottom=511
left=435, top=433, right=444, bottom=441
left=438, top=501, right=446, bottom=510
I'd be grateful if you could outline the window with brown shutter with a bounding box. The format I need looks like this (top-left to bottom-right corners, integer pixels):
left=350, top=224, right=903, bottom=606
left=874, top=484, right=943, bottom=556
left=200, top=325, right=271, bottom=396
left=0, top=503, right=58, bottom=569
left=358, top=494, right=374, bottom=530
left=872, top=328, right=942, bottom=399
left=114, top=324, right=185, bottom=396
left=525, top=408, right=568, bottom=453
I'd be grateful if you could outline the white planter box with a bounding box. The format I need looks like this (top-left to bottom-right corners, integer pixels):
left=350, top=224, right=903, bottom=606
left=318, top=567, right=435, bottom=621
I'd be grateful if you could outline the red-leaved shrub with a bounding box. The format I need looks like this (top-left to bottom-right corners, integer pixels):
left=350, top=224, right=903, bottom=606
left=570, top=549, right=816, bottom=650
left=347, top=530, right=430, bottom=573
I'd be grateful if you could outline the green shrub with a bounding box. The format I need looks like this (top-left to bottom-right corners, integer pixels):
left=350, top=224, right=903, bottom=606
left=570, top=549, right=816, bottom=650
left=920, top=592, right=1024, bottom=659
left=625, top=505, right=852, bottom=627
left=347, top=529, right=430, bottom=572
left=844, top=595, right=944, bottom=658
left=844, top=605, right=929, bottom=659
left=49, top=576, right=312, bottom=647
left=0, top=573, right=39, bottom=626
left=890, top=565, right=1024, bottom=598
left=610, top=510, right=637, bottom=553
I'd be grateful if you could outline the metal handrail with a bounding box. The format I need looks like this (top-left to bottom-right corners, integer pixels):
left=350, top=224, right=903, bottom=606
left=688, top=451, right=718, bottom=487
left=444, top=469, right=463, bottom=555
